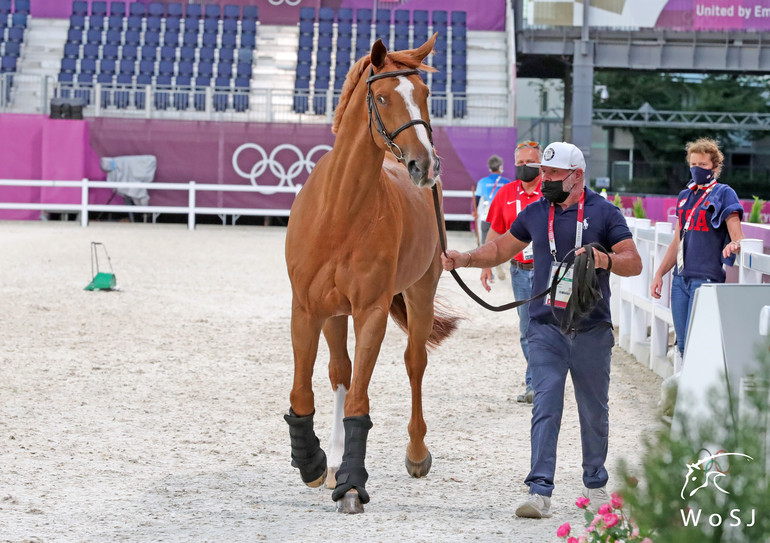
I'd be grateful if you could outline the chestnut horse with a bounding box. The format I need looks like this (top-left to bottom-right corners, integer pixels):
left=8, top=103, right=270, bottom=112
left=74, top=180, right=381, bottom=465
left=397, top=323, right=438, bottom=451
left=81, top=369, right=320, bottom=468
left=284, top=34, right=459, bottom=513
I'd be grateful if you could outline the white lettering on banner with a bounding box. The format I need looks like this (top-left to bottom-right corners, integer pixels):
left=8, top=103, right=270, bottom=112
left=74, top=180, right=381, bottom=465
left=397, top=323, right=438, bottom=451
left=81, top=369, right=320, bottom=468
left=680, top=508, right=756, bottom=528
left=696, top=4, right=734, bottom=17
left=268, top=0, right=302, bottom=6
left=231, top=143, right=332, bottom=192
left=756, top=5, right=770, bottom=17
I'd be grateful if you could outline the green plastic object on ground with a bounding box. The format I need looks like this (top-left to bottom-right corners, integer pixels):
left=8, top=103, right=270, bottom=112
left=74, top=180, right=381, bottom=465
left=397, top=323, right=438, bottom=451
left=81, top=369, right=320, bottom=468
left=84, top=242, right=118, bottom=291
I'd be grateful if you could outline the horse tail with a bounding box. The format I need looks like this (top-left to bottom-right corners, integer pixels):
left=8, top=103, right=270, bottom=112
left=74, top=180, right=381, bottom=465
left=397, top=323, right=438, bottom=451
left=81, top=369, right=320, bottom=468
left=389, top=294, right=462, bottom=349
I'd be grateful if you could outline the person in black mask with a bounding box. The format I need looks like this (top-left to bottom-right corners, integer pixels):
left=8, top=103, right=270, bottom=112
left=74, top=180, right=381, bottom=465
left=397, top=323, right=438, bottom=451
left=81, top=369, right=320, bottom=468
left=480, top=140, right=543, bottom=404
left=440, top=141, right=642, bottom=519
left=651, top=138, right=744, bottom=365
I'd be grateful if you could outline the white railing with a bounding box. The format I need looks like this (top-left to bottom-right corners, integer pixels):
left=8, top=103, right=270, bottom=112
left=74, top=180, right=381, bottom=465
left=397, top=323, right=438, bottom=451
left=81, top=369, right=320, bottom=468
left=611, top=216, right=770, bottom=378
left=0, top=178, right=475, bottom=229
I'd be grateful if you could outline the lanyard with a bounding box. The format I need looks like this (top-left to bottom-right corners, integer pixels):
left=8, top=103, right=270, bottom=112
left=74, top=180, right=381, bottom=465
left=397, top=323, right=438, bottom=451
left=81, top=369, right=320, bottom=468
left=682, top=180, right=717, bottom=233
left=489, top=175, right=502, bottom=200
left=516, top=183, right=522, bottom=215
left=548, top=189, right=585, bottom=261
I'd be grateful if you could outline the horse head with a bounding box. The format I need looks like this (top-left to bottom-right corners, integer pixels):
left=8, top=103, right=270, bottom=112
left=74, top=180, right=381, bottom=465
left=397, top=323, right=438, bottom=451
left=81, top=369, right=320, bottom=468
left=364, top=34, right=440, bottom=188
left=680, top=452, right=753, bottom=500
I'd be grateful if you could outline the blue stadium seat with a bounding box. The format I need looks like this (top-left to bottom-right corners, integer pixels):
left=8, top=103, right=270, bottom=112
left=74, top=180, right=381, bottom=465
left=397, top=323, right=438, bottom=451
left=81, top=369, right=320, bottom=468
left=432, top=71, right=447, bottom=85
left=186, top=3, right=202, bottom=19
left=219, top=47, right=234, bottom=63
left=204, top=5, right=220, bottom=19
left=201, top=32, right=216, bottom=47
left=242, top=18, right=257, bottom=34
left=318, top=34, right=332, bottom=50
left=138, top=59, right=154, bottom=74
left=242, top=5, right=258, bottom=22
left=221, top=32, right=236, bottom=48
left=146, top=16, right=161, bottom=32
left=222, top=18, right=237, bottom=34
left=240, top=32, right=255, bottom=48
left=58, top=72, right=74, bottom=98
left=11, top=12, right=26, bottom=27
left=134, top=73, right=151, bottom=108
left=451, top=40, right=466, bottom=57
left=298, top=34, right=313, bottom=51
left=197, top=61, right=213, bottom=78
left=97, top=72, right=113, bottom=107
left=126, top=16, right=141, bottom=31
left=452, top=25, right=466, bottom=40
left=121, top=44, right=137, bottom=60
left=295, top=62, right=310, bottom=80
left=435, top=35, right=447, bottom=53
left=182, top=31, right=198, bottom=47
left=203, top=18, right=218, bottom=34
left=124, top=28, right=140, bottom=44
left=107, top=15, right=123, bottom=31
left=154, top=74, right=171, bottom=109
left=223, top=5, right=239, bottom=20
left=144, top=30, right=160, bottom=46
left=179, top=46, right=194, bottom=62
left=158, top=59, right=174, bottom=75
left=394, top=10, right=409, bottom=23
left=140, top=44, right=157, bottom=60
left=88, top=15, right=104, bottom=30
left=318, top=8, right=333, bottom=22
left=91, top=1, right=107, bottom=16
left=163, top=32, right=179, bottom=47
left=338, top=8, right=353, bottom=23
left=128, top=2, right=145, bottom=17
left=105, top=29, right=122, bottom=45
left=213, top=76, right=230, bottom=111
left=165, top=17, right=180, bottom=33
left=376, top=10, right=390, bottom=24
left=451, top=81, right=466, bottom=117
left=7, top=26, right=23, bottom=43
left=394, top=36, right=409, bottom=51
left=355, top=32, right=371, bottom=57
left=338, top=21, right=352, bottom=37
left=297, top=48, right=311, bottom=65
left=356, top=9, right=371, bottom=25
left=0, top=0, right=8, bottom=14
left=233, top=77, right=249, bottom=107
left=119, top=58, right=135, bottom=74
left=148, top=2, right=163, bottom=17
left=413, top=10, right=428, bottom=24
left=60, top=57, right=77, bottom=73
left=75, top=72, right=94, bottom=104
left=63, top=43, right=80, bottom=59
left=80, top=58, right=97, bottom=74
left=110, top=2, right=126, bottom=17
left=394, top=20, right=408, bottom=37
left=99, top=58, right=116, bottom=74
left=193, top=75, right=209, bottom=110
left=198, top=47, right=215, bottom=63
left=431, top=82, right=446, bottom=117
left=451, top=11, right=466, bottom=26
left=216, top=61, right=232, bottom=78
left=299, top=7, right=315, bottom=21
left=159, top=46, right=175, bottom=61
left=315, top=64, right=330, bottom=85
left=451, top=68, right=466, bottom=84
left=13, top=0, right=29, bottom=14
left=72, top=1, right=88, bottom=16
left=86, top=29, right=102, bottom=44
left=103, top=44, right=119, bottom=60
left=236, top=62, right=250, bottom=78
left=294, top=77, right=309, bottom=113
left=236, top=48, right=251, bottom=64
left=174, top=74, right=191, bottom=110
left=69, top=14, right=86, bottom=30
left=299, top=19, right=313, bottom=36
left=83, top=43, right=99, bottom=59
left=317, top=49, right=331, bottom=66
left=432, top=10, right=447, bottom=26
left=318, top=20, right=333, bottom=37
left=114, top=73, right=132, bottom=108
left=167, top=2, right=183, bottom=18
left=178, top=60, right=193, bottom=77
left=4, top=42, right=20, bottom=57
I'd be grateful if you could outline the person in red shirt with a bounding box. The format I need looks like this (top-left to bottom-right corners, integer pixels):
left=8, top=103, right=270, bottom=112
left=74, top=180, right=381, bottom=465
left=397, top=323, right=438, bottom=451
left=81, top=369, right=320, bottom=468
left=480, top=140, right=543, bottom=404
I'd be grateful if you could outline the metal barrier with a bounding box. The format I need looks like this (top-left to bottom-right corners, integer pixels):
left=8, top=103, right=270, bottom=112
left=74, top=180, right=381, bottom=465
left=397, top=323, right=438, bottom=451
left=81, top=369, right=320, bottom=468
left=611, top=216, right=770, bottom=378
left=0, top=178, right=475, bottom=229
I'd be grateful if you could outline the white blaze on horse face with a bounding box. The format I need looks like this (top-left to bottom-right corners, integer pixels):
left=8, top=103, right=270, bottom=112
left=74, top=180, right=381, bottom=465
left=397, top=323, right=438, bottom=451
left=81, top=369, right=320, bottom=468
left=395, top=75, right=435, bottom=179
left=327, top=384, right=347, bottom=470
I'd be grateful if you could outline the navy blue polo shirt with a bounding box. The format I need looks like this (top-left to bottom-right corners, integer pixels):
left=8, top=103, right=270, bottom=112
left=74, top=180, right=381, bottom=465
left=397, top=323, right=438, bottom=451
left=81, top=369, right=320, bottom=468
left=510, top=188, right=633, bottom=328
left=674, top=182, right=743, bottom=282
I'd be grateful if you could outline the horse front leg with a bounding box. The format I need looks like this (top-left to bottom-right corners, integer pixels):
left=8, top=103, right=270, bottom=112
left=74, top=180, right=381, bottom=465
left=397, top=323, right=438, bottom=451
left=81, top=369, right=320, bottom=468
left=285, top=307, right=327, bottom=488
left=401, top=284, right=435, bottom=478
left=322, top=315, right=352, bottom=489
left=332, top=304, right=388, bottom=514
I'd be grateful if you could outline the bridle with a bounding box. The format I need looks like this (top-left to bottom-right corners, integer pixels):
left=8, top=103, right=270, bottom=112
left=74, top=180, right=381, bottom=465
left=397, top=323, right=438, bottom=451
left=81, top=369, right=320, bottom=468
left=365, top=66, right=439, bottom=173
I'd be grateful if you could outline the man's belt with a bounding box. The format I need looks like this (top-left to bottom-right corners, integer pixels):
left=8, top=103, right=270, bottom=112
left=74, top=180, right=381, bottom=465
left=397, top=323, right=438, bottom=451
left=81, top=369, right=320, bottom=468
left=510, top=259, right=534, bottom=271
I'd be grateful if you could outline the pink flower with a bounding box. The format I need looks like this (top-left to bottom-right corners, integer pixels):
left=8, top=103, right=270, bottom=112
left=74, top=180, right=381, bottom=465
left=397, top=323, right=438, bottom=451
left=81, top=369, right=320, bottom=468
left=598, top=503, right=612, bottom=515
left=590, top=514, right=602, bottom=526
left=611, top=492, right=624, bottom=509
left=631, top=526, right=640, bottom=537
left=556, top=522, right=571, bottom=538
left=575, top=496, right=591, bottom=509
left=604, top=513, right=619, bottom=528
left=641, top=539, right=654, bottom=543
left=567, top=538, right=578, bottom=543
left=578, top=537, right=587, bottom=543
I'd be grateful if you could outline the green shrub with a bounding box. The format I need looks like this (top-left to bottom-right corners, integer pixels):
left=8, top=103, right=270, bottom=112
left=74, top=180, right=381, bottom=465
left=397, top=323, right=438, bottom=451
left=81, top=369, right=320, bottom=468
left=633, top=198, right=647, bottom=219
left=749, top=196, right=765, bottom=224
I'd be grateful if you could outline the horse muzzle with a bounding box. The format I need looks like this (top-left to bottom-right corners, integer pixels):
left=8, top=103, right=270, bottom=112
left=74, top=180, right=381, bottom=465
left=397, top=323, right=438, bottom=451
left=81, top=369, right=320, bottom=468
left=407, top=153, right=440, bottom=188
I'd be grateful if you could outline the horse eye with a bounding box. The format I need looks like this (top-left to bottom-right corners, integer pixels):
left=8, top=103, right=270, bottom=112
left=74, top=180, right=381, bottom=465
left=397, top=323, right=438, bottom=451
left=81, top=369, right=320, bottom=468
left=377, top=95, right=386, bottom=105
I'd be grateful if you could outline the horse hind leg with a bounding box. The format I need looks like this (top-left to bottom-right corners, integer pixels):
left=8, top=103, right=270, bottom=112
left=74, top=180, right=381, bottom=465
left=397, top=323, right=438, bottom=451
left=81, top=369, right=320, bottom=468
left=322, top=315, right=352, bottom=489
left=285, top=309, right=327, bottom=488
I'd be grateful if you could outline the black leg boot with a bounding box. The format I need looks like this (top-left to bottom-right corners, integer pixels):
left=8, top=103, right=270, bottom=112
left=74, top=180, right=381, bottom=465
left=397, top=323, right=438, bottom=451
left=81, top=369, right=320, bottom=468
left=331, top=415, right=373, bottom=504
left=284, top=408, right=327, bottom=486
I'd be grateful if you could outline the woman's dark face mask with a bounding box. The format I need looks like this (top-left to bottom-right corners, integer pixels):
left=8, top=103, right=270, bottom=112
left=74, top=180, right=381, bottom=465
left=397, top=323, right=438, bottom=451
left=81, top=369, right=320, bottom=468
left=516, top=165, right=540, bottom=183
left=690, top=166, right=714, bottom=186
left=542, top=170, right=577, bottom=204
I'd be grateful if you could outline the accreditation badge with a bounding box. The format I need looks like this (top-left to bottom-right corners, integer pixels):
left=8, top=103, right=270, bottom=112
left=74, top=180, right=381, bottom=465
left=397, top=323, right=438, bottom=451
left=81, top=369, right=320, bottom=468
left=545, top=261, right=573, bottom=308
left=522, top=243, right=534, bottom=261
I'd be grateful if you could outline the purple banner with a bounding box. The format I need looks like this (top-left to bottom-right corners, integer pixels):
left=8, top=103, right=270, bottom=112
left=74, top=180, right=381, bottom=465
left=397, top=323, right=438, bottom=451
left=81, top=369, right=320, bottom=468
left=33, top=1, right=505, bottom=31
left=657, top=0, right=770, bottom=31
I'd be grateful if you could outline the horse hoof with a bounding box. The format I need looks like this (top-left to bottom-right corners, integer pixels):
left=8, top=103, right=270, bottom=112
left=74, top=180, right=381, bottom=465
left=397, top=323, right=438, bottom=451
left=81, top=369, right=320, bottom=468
left=405, top=451, right=432, bottom=478
left=335, top=490, right=364, bottom=514
left=305, top=467, right=328, bottom=488
left=325, top=466, right=339, bottom=489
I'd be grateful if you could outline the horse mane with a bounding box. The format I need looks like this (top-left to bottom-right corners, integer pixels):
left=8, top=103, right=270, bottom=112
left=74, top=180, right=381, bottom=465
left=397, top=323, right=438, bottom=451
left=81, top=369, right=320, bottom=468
left=331, top=52, right=436, bottom=135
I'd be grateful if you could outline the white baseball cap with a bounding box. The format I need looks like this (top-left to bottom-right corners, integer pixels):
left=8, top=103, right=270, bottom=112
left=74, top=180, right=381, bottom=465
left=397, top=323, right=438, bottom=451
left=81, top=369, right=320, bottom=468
left=527, top=142, right=586, bottom=171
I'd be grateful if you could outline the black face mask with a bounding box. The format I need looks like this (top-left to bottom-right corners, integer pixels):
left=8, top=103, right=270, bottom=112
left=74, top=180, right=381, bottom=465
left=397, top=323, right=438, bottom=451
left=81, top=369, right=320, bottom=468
left=542, top=171, right=576, bottom=204
left=516, top=165, right=539, bottom=183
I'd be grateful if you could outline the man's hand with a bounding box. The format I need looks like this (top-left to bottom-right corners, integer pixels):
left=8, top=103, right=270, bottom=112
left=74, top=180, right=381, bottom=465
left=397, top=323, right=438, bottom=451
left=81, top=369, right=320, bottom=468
left=480, top=268, right=493, bottom=291
left=650, top=274, right=663, bottom=299
left=441, top=250, right=470, bottom=271
left=575, top=246, right=610, bottom=269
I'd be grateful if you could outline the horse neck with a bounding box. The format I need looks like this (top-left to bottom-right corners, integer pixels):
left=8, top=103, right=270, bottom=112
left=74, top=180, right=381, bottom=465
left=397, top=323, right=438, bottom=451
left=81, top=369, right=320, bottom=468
left=324, top=83, right=388, bottom=207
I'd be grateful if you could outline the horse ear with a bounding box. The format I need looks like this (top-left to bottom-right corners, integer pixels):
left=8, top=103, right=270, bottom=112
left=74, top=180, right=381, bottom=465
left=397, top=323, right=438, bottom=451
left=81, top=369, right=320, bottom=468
left=412, top=32, right=437, bottom=63
left=370, top=39, right=387, bottom=69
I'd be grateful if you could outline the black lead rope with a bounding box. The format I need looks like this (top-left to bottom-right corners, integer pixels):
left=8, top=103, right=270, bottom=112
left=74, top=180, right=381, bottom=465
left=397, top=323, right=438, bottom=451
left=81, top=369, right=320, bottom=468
left=430, top=185, right=609, bottom=329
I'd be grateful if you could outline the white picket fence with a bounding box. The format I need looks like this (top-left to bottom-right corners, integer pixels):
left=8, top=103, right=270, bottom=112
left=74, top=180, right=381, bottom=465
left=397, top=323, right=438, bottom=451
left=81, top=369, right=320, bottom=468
left=611, top=216, right=770, bottom=378
left=0, top=178, right=474, bottom=229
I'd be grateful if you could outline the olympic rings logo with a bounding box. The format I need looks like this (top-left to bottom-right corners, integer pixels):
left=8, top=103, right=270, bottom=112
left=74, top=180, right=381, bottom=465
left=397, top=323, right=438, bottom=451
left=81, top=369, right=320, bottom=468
left=231, top=143, right=331, bottom=193
left=268, top=0, right=302, bottom=6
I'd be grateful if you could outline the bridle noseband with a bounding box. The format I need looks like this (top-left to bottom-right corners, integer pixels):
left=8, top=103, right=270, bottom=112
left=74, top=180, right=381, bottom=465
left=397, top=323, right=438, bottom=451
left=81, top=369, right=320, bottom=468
left=366, top=66, right=439, bottom=172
